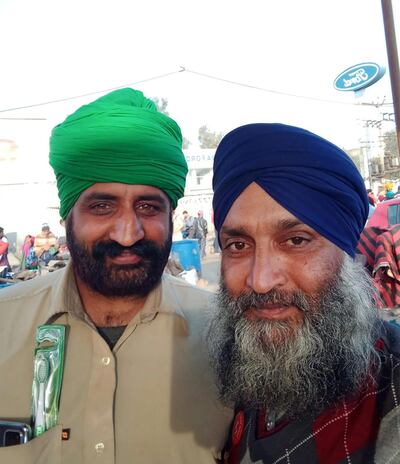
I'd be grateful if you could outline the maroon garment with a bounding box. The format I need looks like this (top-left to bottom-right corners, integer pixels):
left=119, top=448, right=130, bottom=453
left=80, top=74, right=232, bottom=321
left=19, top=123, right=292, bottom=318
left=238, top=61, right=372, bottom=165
left=0, top=238, right=10, bottom=269
left=22, top=235, right=35, bottom=258
left=223, top=322, right=400, bottom=464
left=356, top=226, right=385, bottom=273
left=373, top=226, right=400, bottom=307
left=357, top=225, right=400, bottom=308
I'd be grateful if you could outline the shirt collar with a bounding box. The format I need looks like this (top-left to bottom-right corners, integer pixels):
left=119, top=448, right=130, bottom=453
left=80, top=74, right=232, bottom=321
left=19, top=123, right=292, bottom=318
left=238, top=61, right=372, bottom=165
left=48, top=261, right=187, bottom=329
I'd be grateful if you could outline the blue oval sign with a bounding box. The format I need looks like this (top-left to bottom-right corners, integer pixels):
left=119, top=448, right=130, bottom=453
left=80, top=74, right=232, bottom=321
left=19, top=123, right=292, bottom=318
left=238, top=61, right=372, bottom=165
left=333, top=62, right=385, bottom=92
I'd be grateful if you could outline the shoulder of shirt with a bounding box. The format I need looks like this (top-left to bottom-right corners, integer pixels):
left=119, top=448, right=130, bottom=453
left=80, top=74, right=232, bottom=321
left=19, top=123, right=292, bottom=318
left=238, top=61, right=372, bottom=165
left=163, top=272, right=212, bottom=295
left=161, top=273, right=215, bottom=321
left=162, top=273, right=214, bottom=303
left=0, top=268, right=68, bottom=339
left=0, top=267, right=66, bottom=305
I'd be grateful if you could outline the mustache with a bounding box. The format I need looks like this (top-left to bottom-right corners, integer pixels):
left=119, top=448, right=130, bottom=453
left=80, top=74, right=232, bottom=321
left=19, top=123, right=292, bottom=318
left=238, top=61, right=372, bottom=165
left=223, top=288, right=312, bottom=314
left=92, top=239, right=162, bottom=260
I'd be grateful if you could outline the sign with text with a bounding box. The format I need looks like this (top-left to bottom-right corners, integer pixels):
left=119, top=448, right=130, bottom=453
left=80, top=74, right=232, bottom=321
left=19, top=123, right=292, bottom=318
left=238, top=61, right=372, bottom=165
left=333, top=63, right=385, bottom=92
left=184, top=149, right=215, bottom=169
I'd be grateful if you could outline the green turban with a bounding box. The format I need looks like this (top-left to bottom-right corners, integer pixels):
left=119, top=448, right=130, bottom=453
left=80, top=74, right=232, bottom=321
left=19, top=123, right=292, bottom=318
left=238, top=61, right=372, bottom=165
left=49, top=88, right=187, bottom=219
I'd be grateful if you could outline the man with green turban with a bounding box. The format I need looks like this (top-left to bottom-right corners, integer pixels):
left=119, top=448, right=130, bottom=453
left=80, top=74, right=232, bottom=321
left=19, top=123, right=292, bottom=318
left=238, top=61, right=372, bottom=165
left=0, top=88, right=232, bottom=464
left=49, top=88, right=187, bottom=219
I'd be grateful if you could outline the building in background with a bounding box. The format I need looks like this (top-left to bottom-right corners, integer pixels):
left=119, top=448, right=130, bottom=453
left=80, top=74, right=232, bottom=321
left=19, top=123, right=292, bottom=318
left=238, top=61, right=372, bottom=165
left=173, top=149, right=215, bottom=241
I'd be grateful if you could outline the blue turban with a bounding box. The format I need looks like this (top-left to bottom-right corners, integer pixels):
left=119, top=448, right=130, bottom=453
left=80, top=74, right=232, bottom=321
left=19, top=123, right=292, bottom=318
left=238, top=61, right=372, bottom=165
left=212, top=123, right=369, bottom=257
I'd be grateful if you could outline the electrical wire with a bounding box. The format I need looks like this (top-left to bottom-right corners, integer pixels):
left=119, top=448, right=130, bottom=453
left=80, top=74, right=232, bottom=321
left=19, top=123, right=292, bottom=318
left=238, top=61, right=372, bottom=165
left=183, top=68, right=360, bottom=106
left=183, top=68, right=394, bottom=107
left=0, top=66, right=394, bottom=114
left=0, top=69, right=184, bottom=114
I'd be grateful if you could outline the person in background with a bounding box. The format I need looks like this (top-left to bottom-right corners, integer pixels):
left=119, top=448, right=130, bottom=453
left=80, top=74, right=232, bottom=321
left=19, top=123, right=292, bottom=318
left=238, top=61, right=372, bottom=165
left=0, top=226, right=11, bottom=276
left=33, top=223, right=59, bottom=265
left=189, top=212, right=205, bottom=259
left=56, top=219, right=70, bottom=260
left=211, top=210, right=221, bottom=253
left=20, top=234, right=36, bottom=270
left=195, top=210, right=208, bottom=258
left=0, top=88, right=231, bottom=463
left=56, top=236, right=70, bottom=260
left=385, top=190, right=395, bottom=201
left=181, top=210, right=195, bottom=239
left=367, top=188, right=377, bottom=206
left=208, top=123, right=400, bottom=463
left=366, top=189, right=376, bottom=218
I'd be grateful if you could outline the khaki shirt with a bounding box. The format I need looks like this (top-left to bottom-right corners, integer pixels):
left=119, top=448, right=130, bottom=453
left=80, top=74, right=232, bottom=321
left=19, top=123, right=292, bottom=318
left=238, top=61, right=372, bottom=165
left=0, top=263, right=232, bottom=463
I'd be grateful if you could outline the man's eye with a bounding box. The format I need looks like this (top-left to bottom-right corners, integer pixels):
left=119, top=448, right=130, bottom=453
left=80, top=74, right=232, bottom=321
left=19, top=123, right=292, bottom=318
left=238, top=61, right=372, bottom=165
left=137, top=204, right=160, bottom=214
left=286, top=236, right=308, bottom=246
left=226, top=241, right=247, bottom=251
left=90, top=202, right=111, bottom=212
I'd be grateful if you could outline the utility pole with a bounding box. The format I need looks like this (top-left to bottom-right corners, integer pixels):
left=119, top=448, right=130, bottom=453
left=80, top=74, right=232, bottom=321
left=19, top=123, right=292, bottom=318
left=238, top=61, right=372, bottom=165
left=361, top=119, right=384, bottom=187
left=381, top=0, right=400, bottom=154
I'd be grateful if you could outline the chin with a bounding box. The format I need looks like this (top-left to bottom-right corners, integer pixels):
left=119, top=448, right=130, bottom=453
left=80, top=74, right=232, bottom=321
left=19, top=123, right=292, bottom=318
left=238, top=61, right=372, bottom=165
left=251, top=317, right=304, bottom=346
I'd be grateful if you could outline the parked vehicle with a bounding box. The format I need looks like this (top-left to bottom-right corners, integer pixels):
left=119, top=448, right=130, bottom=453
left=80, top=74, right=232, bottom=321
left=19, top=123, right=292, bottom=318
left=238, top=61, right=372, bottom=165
left=367, top=198, right=400, bottom=228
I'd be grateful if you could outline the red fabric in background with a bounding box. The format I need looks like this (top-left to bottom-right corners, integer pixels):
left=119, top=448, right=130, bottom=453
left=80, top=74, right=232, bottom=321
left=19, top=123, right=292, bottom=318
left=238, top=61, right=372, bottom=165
left=0, top=239, right=9, bottom=267
left=357, top=226, right=385, bottom=272
left=373, top=226, right=400, bottom=307
left=357, top=225, right=400, bottom=308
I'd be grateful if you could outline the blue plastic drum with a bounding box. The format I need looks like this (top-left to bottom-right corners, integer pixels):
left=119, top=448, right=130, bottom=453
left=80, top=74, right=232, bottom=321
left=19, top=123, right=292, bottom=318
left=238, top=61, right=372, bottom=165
left=171, top=240, right=202, bottom=275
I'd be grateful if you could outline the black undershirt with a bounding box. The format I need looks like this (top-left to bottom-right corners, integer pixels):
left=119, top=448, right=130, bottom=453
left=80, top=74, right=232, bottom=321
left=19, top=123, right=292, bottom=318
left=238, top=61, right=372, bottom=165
left=97, top=326, right=127, bottom=349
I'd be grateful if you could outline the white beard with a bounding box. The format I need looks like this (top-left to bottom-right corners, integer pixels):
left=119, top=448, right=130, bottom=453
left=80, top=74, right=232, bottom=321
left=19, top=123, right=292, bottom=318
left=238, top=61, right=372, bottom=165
left=207, top=255, right=382, bottom=418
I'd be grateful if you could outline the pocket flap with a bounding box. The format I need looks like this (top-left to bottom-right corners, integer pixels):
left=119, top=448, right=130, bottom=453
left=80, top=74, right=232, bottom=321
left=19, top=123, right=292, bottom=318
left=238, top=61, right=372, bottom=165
left=0, top=424, right=62, bottom=464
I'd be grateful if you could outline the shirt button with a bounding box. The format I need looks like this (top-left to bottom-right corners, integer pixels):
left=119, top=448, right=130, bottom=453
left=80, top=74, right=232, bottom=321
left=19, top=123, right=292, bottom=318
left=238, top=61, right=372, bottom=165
left=95, top=442, right=105, bottom=454
left=101, top=357, right=111, bottom=366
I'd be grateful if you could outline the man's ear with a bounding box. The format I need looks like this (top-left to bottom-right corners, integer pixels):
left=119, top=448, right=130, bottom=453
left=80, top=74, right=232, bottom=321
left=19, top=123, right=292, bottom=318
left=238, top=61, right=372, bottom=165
left=64, top=209, right=74, bottom=238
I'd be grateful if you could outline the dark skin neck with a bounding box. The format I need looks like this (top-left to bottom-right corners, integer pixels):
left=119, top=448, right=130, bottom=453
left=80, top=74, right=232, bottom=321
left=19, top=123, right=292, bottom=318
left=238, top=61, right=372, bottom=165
left=75, top=273, right=147, bottom=327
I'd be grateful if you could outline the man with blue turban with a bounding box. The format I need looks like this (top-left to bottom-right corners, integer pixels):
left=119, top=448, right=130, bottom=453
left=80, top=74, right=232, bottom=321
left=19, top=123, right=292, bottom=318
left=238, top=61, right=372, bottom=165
left=0, top=88, right=232, bottom=463
left=207, top=123, right=400, bottom=463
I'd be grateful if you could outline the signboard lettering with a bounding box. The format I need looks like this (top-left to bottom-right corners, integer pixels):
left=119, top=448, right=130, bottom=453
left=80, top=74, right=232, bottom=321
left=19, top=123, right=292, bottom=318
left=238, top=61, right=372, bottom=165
left=333, top=63, right=385, bottom=92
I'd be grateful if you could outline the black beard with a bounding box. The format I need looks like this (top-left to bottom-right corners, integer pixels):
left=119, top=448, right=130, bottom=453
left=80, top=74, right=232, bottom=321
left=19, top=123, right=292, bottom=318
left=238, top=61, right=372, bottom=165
left=206, top=257, right=381, bottom=419
left=66, top=216, right=172, bottom=298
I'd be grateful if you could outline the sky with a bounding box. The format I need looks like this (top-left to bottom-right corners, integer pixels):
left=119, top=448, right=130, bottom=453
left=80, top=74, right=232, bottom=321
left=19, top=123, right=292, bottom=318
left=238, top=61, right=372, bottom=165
left=0, top=0, right=399, bottom=153
left=0, top=0, right=399, bottom=237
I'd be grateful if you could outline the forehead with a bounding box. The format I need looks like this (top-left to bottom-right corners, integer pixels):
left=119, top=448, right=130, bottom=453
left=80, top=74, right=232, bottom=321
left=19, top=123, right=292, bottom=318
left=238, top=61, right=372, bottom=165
left=77, top=183, right=169, bottom=203
left=222, top=182, right=313, bottom=235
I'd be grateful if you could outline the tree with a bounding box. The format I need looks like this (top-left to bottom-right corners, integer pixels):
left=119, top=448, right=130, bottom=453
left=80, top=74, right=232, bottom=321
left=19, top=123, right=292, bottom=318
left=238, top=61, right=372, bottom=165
left=151, top=97, right=192, bottom=148
left=198, top=125, right=224, bottom=148
left=383, top=129, right=399, bottom=157
left=151, top=97, right=169, bottom=116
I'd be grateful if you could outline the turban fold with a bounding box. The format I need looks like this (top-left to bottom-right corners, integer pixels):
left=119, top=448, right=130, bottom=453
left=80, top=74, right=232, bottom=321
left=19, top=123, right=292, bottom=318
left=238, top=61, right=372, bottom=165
left=212, top=123, right=369, bottom=257
left=49, top=88, right=187, bottom=218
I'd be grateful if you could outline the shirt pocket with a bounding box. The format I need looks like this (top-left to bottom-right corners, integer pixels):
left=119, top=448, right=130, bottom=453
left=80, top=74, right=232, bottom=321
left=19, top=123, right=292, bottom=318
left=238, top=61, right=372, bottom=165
left=0, top=424, right=62, bottom=464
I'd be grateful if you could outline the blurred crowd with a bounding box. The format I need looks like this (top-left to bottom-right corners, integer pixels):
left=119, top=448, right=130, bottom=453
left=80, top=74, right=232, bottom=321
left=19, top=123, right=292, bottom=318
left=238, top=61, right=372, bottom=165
left=0, top=222, right=70, bottom=278
left=174, top=209, right=220, bottom=258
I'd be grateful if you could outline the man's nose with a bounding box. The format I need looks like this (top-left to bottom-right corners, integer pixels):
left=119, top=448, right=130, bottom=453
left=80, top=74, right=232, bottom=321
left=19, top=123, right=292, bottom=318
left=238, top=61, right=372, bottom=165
left=109, top=212, right=145, bottom=247
left=246, top=251, right=288, bottom=294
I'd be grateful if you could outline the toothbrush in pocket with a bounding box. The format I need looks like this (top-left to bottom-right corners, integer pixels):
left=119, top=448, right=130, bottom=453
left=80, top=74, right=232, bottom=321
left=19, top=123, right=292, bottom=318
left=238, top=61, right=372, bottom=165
left=34, top=356, right=49, bottom=436
left=31, top=325, right=66, bottom=436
